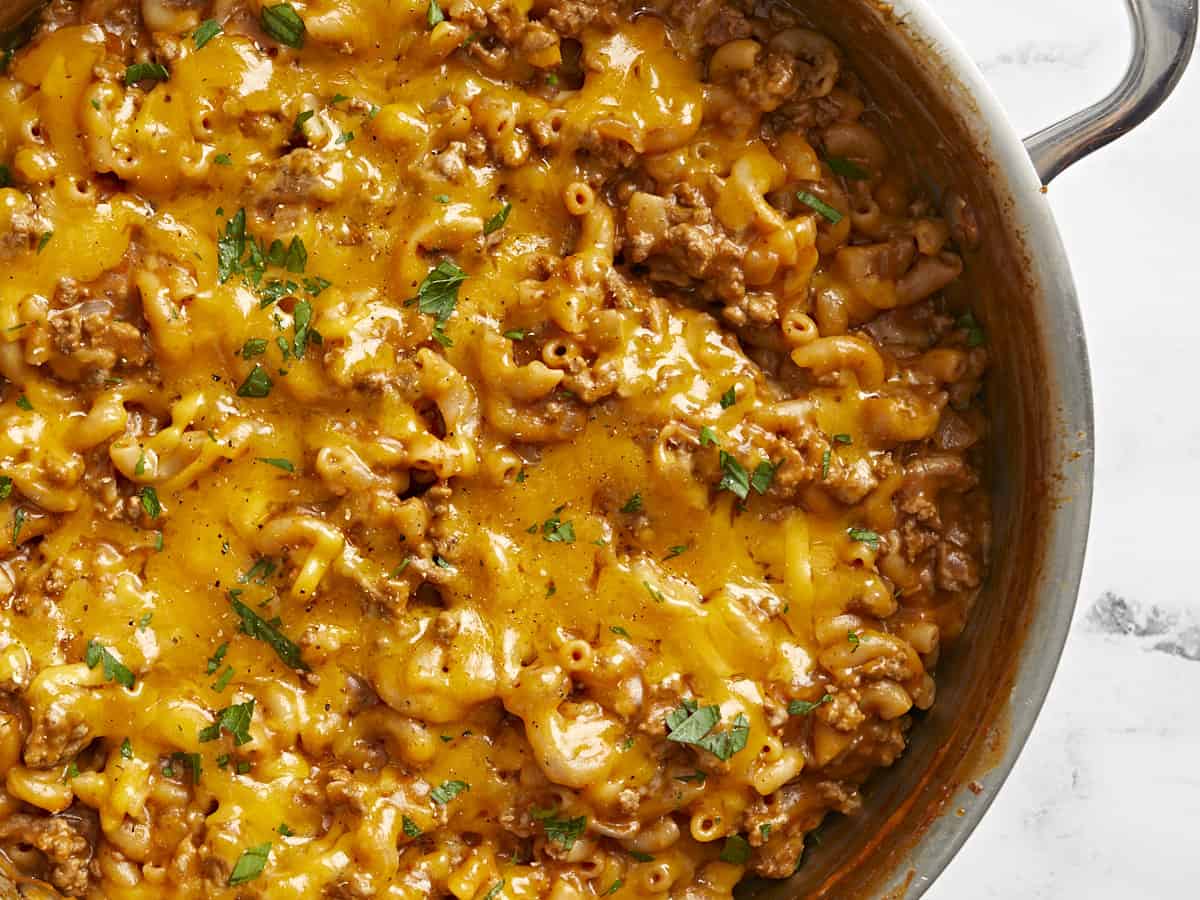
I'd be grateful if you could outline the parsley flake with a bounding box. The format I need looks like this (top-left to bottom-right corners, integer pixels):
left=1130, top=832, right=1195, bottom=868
left=261, top=3, right=305, bottom=48
left=717, top=451, right=750, bottom=500
left=795, top=190, right=842, bottom=224
left=430, top=780, right=469, bottom=803
left=124, top=62, right=168, bottom=85
left=199, top=699, right=255, bottom=746
left=228, top=842, right=271, bottom=886
left=788, top=695, right=833, bottom=715
left=483, top=201, right=512, bottom=235
left=140, top=486, right=161, bottom=519
left=237, top=365, right=273, bottom=398
left=541, top=514, right=575, bottom=543
left=85, top=639, right=135, bottom=689
left=193, top=19, right=222, bottom=48
left=847, top=527, right=880, bottom=549
left=229, top=594, right=309, bottom=670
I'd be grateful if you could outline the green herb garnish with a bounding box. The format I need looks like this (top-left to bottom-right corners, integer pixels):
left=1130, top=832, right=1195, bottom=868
left=85, top=639, right=135, bottom=688
left=261, top=3, right=305, bottom=48
left=795, top=190, right=842, bottom=224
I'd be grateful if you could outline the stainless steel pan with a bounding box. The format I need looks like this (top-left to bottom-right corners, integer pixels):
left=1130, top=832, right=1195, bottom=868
left=745, top=0, right=1196, bottom=896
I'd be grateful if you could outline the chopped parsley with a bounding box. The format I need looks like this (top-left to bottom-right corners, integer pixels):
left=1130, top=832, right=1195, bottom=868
left=256, top=457, right=294, bottom=472
left=36, top=231, right=51, bottom=253
left=482, top=880, right=505, bottom=900
left=193, top=18, right=222, bottom=48
left=0, top=476, right=10, bottom=500
left=541, top=514, right=575, bottom=543
left=664, top=544, right=688, bottom=560
left=303, top=276, right=332, bottom=296
left=85, top=639, right=135, bottom=689
left=120, top=737, right=133, bottom=759
left=138, top=612, right=153, bottom=628
left=241, top=338, right=268, bottom=359
left=229, top=594, right=309, bottom=671
left=719, top=834, right=751, bottom=865
left=628, top=850, right=655, bottom=863
left=833, top=433, right=852, bottom=444
left=335, top=130, right=355, bottom=145
left=134, top=451, right=147, bottom=476
left=14, top=395, right=32, bottom=410
left=761, top=823, right=772, bottom=840
left=675, top=770, right=707, bottom=784
left=240, top=557, right=277, bottom=584
left=10, top=507, right=24, bottom=544
left=124, top=62, right=169, bottom=85
left=237, top=365, right=273, bottom=398
left=228, top=842, right=271, bottom=886
left=432, top=554, right=453, bottom=569
left=292, top=299, right=315, bottom=358
left=821, top=449, right=831, bottom=480
left=401, top=816, right=422, bottom=838
left=825, top=155, right=869, bottom=180
left=206, top=642, right=229, bottom=675
left=430, top=780, right=469, bottom=804
left=278, top=823, right=293, bottom=836
left=426, top=0, right=444, bottom=27
left=717, top=451, right=750, bottom=500
left=610, top=625, right=630, bottom=638
left=483, top=201, right=512, bottom=236
left=293, top=109, right=314, bottom=134
left=199, top=699, right=255, bottom=746
left=847, top=527, right=880, bottom=549
left=795, top=190, right=843, bottom=224
left=503, top=329, right=526, bottom=340
left=848, top=630, right=861, bottom=651
left=665, top=700, right=750, bottom=761
left=261, top=3, right=306, bottom=48
left=140, top=486, right=161, bottom=519
left=216, top=209, right=248, bottom=283
left=699, top=425, right=720, bottom=447
left=643, top=581, right=665, bottom=603
left=211, top=665, right=235, bottom=692
left=603, top=880, right=623, bottom=895
left=619, top=492, right=642, bottom=513
left=538, top=813, right=587, bottom=850
left=750, top=460, right=779, bottom=495
left=788, top=695, right=833, bottom=716
left=719, top=385, right=737, bottom=409
left=414, top=259, right=467, bottom=346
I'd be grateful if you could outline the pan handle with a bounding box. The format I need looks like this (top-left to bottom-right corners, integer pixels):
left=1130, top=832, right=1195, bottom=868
left=1024, top=0, right=1197, bottom=184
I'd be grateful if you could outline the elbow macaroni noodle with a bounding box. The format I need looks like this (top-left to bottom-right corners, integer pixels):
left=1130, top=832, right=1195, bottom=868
left=0, top=0, right=991, bottom=896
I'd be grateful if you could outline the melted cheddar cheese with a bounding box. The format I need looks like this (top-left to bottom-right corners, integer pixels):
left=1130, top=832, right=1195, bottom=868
left=0, top=0, right=991, bottom=897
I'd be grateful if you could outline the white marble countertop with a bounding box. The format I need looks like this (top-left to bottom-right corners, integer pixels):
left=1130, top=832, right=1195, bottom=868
left=915, top=1, right=1200, bottom=897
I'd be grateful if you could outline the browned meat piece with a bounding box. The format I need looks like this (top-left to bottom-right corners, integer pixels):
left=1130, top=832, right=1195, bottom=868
left=734, top=50, right=798, bottom=112
left=544, top=0, right=601, bottom=36
left=0, top=810, right=95, bottom=897
left=0, top=193, right=49, bottom=258
left=47, top=302, right=149, bottom=373
left=250, top=149, right=344, bottom=231
left=703, top=6, right=754, bottom=45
